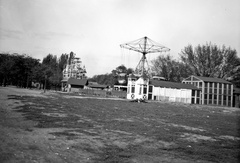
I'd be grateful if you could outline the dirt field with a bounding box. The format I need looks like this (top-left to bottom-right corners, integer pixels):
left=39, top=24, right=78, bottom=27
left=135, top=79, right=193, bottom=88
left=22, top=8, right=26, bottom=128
left=0, top=86, right=239, bottom=163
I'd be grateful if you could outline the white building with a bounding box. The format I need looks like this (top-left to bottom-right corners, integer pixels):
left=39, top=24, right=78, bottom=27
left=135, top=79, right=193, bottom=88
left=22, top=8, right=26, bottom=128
left=149, top=79, right=200, bottom=104
left=126, top=74, right=149, bottom=100
left=126, top=75, right=200, bottom=104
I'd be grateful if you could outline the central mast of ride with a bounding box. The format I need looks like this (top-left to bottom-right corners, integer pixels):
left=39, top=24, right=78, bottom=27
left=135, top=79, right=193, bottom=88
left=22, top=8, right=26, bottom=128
left=142, top=36, right=147, bottom=76
left=120, top=36, right=170, bottom=77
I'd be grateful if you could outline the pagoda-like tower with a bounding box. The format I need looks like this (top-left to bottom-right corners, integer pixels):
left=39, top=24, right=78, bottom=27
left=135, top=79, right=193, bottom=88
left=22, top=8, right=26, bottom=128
left=62, top=55, right=87, bottom=81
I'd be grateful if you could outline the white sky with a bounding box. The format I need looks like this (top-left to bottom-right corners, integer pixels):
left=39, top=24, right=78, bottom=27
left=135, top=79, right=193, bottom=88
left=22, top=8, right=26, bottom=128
left=0, top=0, right=240, bottom=77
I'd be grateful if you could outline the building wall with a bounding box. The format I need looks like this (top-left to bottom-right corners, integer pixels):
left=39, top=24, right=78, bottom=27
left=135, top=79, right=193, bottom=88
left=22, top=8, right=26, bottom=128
left=202, top=82, right=233, bottom=107
left=183, top=79, right=233, bottom=107
left=127, top=77, right=148, bottom=100
left=126, top=76, right=200, bottom=104
left=66, top=84, right=85, bottom=92
left=150, top=86, right=199, bottom=104
left=233, top=94, right=240, bottom=108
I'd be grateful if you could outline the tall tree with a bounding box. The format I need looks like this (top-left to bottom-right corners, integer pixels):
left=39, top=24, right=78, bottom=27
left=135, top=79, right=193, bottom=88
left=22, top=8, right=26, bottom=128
left=0, top=54, right=14, bottom=86
left=22, top=55, right=40, bottom=88
left=89, top=65, right=134, bottom=86
left=151, top=54, right=188, bottom=82
left=68, top=51, right=75, bottom=65
left=180, top=43, right=240, bottom=80
left=58, top=53, right=68, bottom=72
left=0, top=53, right=40, bottom=87
left=41, top=54, right=59, bottom=89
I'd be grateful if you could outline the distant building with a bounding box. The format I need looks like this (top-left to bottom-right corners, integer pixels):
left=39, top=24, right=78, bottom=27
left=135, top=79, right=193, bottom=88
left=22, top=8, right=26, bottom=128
left=63, top=78, right=88, bottom=92
left=182, top=75, right=233, bottom=107
left=62, top=57, right=86, bottom=81
left=87, top=82, right=109, bottom=90
left=61, top=54, right=87, bottom=91
left=113, top=73, right=128, bottom=91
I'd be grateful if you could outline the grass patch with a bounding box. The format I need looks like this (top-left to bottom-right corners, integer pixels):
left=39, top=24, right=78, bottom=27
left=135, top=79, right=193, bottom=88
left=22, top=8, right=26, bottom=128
left=8, top=94, right=240, bottom=162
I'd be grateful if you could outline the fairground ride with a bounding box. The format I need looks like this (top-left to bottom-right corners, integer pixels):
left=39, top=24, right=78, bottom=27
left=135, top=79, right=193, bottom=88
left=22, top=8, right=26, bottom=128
left=120, top=36, right=170, bottom=77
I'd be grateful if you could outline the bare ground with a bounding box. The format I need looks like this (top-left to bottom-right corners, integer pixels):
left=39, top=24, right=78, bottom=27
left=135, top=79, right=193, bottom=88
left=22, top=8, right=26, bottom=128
left=0, top=86, right=239, bottom=163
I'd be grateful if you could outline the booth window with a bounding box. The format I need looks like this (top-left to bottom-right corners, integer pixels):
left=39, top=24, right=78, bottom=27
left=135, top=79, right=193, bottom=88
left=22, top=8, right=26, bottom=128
left=143, top=85, right=147, bottom=94
left=131, top=85, right=135, bottom=93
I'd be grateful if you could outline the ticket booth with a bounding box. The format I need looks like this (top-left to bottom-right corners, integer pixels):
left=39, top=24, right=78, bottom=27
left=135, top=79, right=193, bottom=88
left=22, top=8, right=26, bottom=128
left=127, top=74, right=149, bottom=100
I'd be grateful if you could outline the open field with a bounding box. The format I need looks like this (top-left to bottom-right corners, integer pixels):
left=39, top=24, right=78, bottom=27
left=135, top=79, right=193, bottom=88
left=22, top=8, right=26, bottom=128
left=0, top=87, right=239, bottom=163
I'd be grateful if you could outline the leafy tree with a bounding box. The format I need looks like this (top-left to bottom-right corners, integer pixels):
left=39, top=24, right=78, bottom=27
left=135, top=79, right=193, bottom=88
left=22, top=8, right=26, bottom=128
left=151, top=54, right=188, bottom=82
left=151, top=43, right=240, bottom=84
left=0, top=54, right=14, bottom=86
left=89, top=73, right=114, bottom=86
left=42, top=54, right=58, bottom=69
left=180, top=43, right=240, bottom=80
left=58, top=53, right=68, bottom=72
left=22, top=55, right=40, bottom=88
left=126, top=68, right=134, bottom=75
left=89, top=65, right=134, bottom=86
left=0, top=53, right=40, bottom=87
left=41, top=54, right=60, bottom=89
left=68, top=51, right=75, bottom=65
left=116, top=65, right=127, bottom=74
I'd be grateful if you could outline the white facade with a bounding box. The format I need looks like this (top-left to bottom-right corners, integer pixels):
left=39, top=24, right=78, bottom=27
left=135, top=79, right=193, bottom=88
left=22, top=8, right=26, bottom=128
left=152, top=87, right=192, bottom=103
left=126, top=76, right=199, bottom=104
left=127, top=76, right=149, bottom=100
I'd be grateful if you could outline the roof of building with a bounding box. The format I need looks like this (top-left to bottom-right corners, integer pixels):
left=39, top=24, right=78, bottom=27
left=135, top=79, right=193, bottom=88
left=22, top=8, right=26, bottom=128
left=88, top=84, right=108, bottom=89
left=61, top=78, right=68, bottom=82
left=152, top=76, right=166, bottom=81
left=88, top=81, right=98, bottom=85
left=184, top=75, right=232, bottom=84
left=149, top=79, right=199, bottom=90
left=128, top=73, right=149, bottom=79
left=67, top=78, right=88, bottom=86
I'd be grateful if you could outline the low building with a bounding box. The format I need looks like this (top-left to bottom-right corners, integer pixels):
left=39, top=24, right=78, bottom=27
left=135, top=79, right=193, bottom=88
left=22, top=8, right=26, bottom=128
left=88, top=82, right=109, bottom=90
left=182, top=75, right=233, bottom=107
left=61, top=53, right=87, bottom=91
left=126, top=74, right=200, bottom=104
left=62, top=78, right=88, bottom=92
left=126, top=74, right=149, bottom=100
left=148, top=79, right=200, bottom=104
left=113, top=85, right=127, bottom=91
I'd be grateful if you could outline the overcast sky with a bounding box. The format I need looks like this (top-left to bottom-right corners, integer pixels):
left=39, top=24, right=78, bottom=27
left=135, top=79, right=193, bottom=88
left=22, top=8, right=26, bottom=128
left=0, top=0, right=239, bottom=77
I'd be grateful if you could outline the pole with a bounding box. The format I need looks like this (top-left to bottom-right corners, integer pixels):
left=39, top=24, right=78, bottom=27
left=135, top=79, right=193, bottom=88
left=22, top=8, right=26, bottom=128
left=142, top=37, right=147, bottom=75
left=44, top=75, right=47, bottom=93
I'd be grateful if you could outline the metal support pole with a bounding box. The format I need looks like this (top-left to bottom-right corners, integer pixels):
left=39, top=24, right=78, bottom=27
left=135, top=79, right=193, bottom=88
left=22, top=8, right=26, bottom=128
left=44, top=75, right=47, bottom=93
left=142, top=36, right=147, bottom=76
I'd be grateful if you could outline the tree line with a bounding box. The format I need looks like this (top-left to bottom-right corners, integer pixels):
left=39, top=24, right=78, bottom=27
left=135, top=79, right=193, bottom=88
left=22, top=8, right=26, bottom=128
left=0, top=42, right=239, bottom=89
left=151, top=43, right=240, bottom=87
left=0, top=52, right=73, bottom=89
left=89, top=65, right=134, bottom=86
